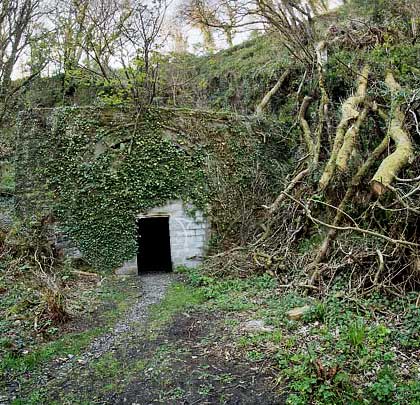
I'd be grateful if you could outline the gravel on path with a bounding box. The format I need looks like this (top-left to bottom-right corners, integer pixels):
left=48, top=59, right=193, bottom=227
left=2, top=272, right=174, bottom=404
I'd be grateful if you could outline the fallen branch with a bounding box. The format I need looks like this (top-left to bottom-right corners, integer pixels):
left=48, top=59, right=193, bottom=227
left=309, top=132, right=391, bottom=280
left=335, top=106, right=369, bottom=172
left=313, top=65, right=329, bottom=166
left=319, top=65, right=370, bottom=189
left=396, top=175, right=420, bottom=183
left=373, top=249, right=385, bottom=287
left=255, top=68, right=291, bottom=115
left=299, top=96, right=314, bottom=156
left=267, top=168, right=310, bottom=214
left=71, top=270, right=101, bottom=279
left=284, top=191, right=420, bottom=248
left=371, top=72, right=414, bottom=195
left=386, top=185, right=420, bottom=215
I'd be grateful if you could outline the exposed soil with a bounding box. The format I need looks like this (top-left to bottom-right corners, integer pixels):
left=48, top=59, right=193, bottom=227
left=111, top=310, right=283, bottom=404
left=9, top=272, right=284, bottom=404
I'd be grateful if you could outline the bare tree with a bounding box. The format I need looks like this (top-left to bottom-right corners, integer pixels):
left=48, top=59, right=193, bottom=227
left=166, top=22, right=189, bottom=54
left=177, top=0, right=327, bottom=55
left=49, top=0, right=167, bottom=106
left=115, top=0, right=169, bottom=106
left=179, top=0, right=217, bottom=51
left=178, top=0, right=259, bottom=49
left=49, top=0, right=91, bottom=74
left=49, top=0, right=126, bottom=95
left=79, top=0, right=131, bottom=81
left=0, top=0, right=45, bottom=122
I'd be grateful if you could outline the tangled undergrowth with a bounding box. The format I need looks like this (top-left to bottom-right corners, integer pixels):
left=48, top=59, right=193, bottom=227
left=0, top=223, right=108, bottom=372
left=9, top=2, right=420, bottom=302
left=202, top=21, right=420, bottom=300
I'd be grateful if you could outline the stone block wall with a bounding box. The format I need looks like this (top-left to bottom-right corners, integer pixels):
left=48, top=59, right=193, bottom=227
left=117, top=200, right=210, bottom=275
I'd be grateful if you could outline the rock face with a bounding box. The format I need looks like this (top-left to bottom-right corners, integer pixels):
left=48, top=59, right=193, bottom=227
left=115, top=266, right=138, bottom=276
left=241, top=320, right=274, bottom=333
left=286, top=306, right=312, bottom=320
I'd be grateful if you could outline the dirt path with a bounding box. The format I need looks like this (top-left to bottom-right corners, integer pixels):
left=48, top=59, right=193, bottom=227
left=2, top=273, right=173, bottom=404
left=9, top=273, right=284, bottom=404
left=81, top=272, right=174, bottom=359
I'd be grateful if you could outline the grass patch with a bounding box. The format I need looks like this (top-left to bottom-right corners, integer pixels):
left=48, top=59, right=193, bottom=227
left=1, top=328, right=101, bottom=378
left=91, top=352, right=120, bottom=379
left=181, top=267, right=420, bottom=404
left=148, top=282, right=206, bottom=329
left=0, top=162, right=15, bottom=191
left=1, top=276, right=139, bottom=399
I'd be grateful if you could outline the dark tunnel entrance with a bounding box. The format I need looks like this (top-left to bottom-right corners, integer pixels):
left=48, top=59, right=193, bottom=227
left=137, top=216, right=172, bottom=273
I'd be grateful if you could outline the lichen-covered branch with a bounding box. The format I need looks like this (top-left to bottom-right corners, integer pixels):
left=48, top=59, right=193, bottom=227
left=312, top=41, right=329, bottom=167
left=299, top=96, right=314, bottom=156
left=255, top=68, right=290, bottom=115
left=313, top=72, right=329, bottom=166
left=319, top=65, right=369, bottom=189
left=308, top=133, right=391, bottom=284
left=371, top=72, right=414, bottom=196
left=267, top=168, right=310, bottom=214
left=335, top=105, right=369, bottom=171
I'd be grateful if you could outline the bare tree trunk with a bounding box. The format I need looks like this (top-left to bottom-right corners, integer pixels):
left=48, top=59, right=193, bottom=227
left=371, top=72, right=414, bottom=196
left=319, top=65, right=369, bottom=189
left=335, top=106, right=369, bottom=171
left=299, top=96, right=314, bottom=156
left=255, top=68, right=290, bottom=115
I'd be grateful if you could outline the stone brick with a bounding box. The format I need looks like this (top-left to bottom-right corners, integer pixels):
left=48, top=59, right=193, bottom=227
left=144, top=200, right=208, bottom=269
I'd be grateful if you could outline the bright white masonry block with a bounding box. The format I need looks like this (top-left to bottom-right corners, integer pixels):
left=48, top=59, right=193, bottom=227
left=118, top=200, right=210, bottom=274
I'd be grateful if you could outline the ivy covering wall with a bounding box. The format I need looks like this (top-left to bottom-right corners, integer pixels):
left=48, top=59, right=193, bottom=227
left=15, top=106, right=289, bottom=271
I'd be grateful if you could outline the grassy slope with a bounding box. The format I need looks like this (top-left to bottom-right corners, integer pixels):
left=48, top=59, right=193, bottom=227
left=193, top=35, right=291, bottom=114
left=171, top=5, right=419, bottom=117
left=160, top=34, right=293, bottom=114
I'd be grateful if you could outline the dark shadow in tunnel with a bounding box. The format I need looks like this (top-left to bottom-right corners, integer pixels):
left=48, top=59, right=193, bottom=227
left=137, top=216, right=172, bottom=273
